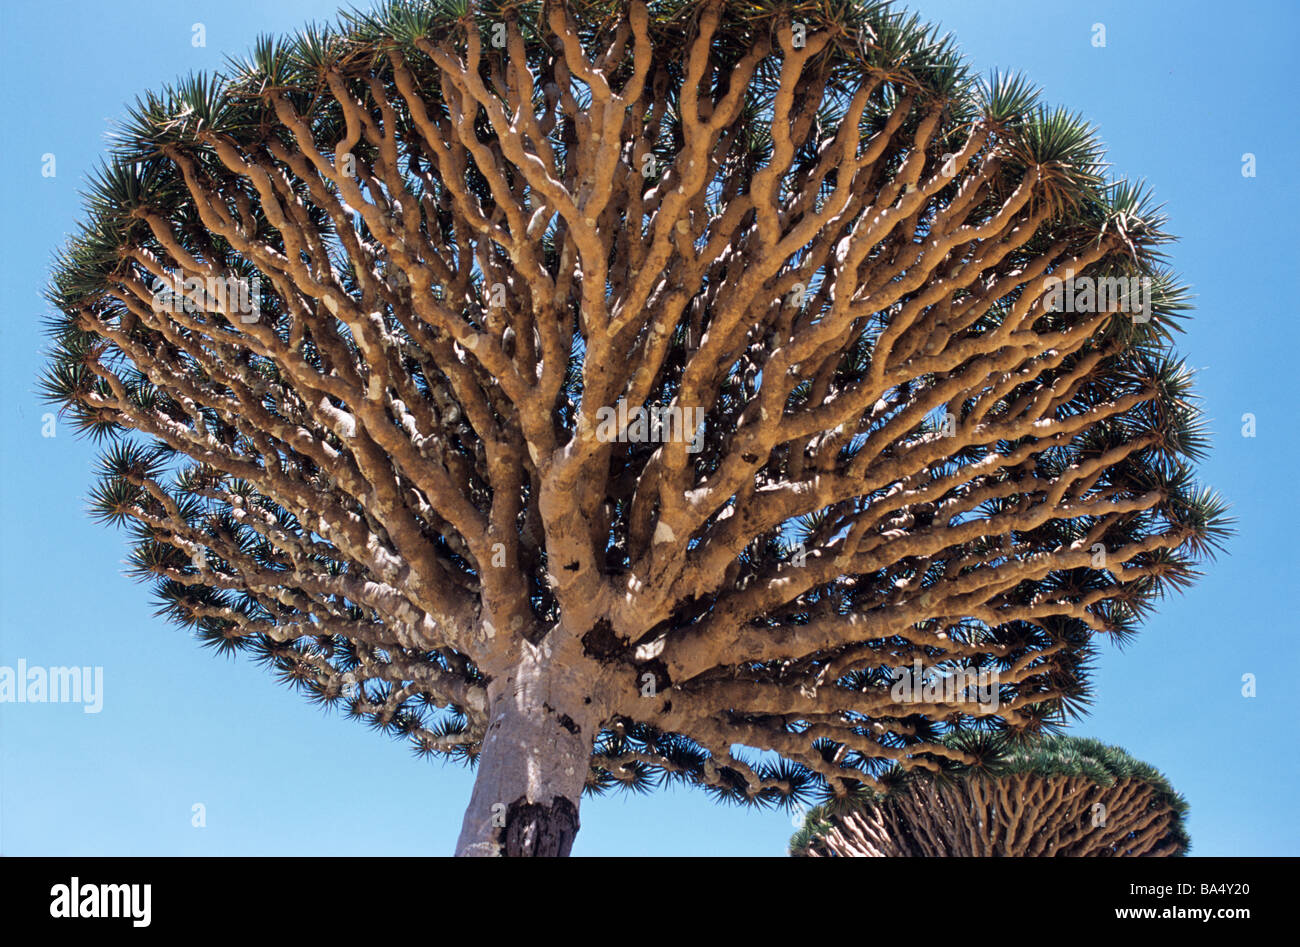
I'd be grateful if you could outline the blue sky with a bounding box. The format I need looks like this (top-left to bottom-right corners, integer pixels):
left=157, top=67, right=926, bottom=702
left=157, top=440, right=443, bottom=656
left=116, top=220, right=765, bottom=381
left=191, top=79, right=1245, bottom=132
left=1, top=0, right=1296, bottom=856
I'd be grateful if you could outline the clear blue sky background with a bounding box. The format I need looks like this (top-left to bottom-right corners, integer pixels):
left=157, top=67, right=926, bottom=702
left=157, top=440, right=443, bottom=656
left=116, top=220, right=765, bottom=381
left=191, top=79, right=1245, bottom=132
left=1, top=0, right=1296, bottom=857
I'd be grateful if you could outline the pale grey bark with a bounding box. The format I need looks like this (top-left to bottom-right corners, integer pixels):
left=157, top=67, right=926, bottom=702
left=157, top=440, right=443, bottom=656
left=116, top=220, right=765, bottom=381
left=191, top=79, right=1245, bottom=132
left=455, top=632, right=601, bottom=856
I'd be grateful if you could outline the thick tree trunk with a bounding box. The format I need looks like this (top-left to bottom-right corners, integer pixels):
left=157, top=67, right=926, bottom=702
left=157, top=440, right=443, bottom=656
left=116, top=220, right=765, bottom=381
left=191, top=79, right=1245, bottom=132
left=454, top=636, right=599, bottom=856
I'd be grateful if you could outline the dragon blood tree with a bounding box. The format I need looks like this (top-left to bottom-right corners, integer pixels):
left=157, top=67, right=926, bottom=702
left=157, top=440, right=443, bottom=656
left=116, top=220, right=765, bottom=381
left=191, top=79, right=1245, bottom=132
left=41, top=0, right=1228, bottom=856
left=789, top=734, right=1190, bottom=856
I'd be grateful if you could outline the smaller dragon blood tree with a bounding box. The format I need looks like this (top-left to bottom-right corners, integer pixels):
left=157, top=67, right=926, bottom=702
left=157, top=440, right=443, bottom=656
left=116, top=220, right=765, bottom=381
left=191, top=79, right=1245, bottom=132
left=790, top=734, right=1189, bottom=857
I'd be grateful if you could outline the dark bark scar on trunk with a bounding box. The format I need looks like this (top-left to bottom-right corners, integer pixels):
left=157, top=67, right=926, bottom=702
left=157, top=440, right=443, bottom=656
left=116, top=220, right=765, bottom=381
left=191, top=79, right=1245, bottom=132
left=581, top=617, right=624, bottom=659
left=542, top=702, right=582, bottom=735
left=502, top=796, right=580, bottom=857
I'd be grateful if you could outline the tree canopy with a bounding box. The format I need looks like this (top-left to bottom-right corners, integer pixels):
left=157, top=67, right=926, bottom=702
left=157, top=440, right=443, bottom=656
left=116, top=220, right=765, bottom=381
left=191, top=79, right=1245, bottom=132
left=41, top=0, right=1227, bottom=851
left=790, top=734, right=1191, bottom=856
